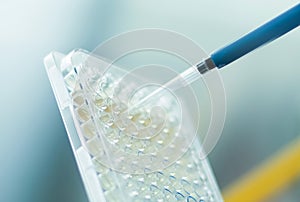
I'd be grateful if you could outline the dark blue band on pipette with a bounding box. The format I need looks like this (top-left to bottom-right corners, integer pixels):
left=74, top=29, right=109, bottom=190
left=210, top=3, right=300, bottom=68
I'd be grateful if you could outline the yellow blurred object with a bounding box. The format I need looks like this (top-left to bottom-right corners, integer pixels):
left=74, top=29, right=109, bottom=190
left=223, top=137, right=300, bottom=202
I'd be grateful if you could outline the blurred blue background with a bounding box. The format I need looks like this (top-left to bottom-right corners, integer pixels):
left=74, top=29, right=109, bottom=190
left=1, top=1, right=299, bottom=201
